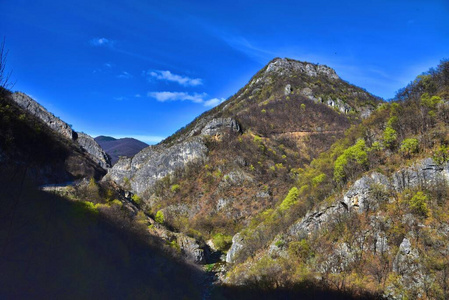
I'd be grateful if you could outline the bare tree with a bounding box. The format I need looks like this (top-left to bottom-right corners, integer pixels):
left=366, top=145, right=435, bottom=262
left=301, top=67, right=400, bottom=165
left=0, top=37, right=13, bottom=91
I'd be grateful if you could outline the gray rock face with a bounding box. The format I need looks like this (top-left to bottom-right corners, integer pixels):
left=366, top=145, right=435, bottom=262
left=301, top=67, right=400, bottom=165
left=106, top=137, right=208, bottom=194
left=265, top=58, right=339, bottom=80
left=11, top=92, right=75, bottom=140
left=200, top=118, right=241, bottom=136
left=228, top=158, right=449, bottom=266
left=284, top=84, right=292, bottom=95
left=392, top=158, right=448, bottom=192
left=226, top=233, right=245, bottom=263
left=10, top=92, right=111, bottom=170
left=288, top=160, right=449, bottom=239
left=288, top=203, right=346, bottom=239
left=77, top=133, right=111, bottom=169
left=175, top=233, right=209, bottom=264
left=343, top=172, right=389, bottom=213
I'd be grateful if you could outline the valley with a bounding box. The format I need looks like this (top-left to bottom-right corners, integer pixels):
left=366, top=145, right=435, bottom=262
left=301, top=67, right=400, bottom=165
left=1, top=57, right=449, bottom=299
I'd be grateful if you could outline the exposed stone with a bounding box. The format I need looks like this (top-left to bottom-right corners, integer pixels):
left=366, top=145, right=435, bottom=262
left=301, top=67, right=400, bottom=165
left=392, top=158, right=448, bottom=192
left=284, top=84, right=292, bottom=95
left=175, top=233, right=209, bottom=264
left=216, top=198, right=233, bottom=211
left=200, top=118, right=241, bottom=136
left=77, top=132, right=111, bottom=169
left=288, top=203, right=345, bottom=239
left=10, top=92, right=111, bottom=170
left=226, top=233, right=245, bottom=263
left=300, top=87, right=314, bottom=99
left=343, top=172, right=389, bottom=213
left=265, top=58, right=339, bottom=80
left=105, top=137, right=208, bottom=195
left=10, top=92, right=75, bottom=140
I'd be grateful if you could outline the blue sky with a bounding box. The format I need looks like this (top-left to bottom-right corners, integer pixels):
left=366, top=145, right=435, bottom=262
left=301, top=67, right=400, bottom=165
left=1, top=0, right=448, bottom=144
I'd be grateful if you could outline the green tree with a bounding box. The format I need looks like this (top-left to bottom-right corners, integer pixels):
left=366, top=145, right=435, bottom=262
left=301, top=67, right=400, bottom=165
left=212, top=233, right=233, bottom=251
left=433, top=144, right=449, bottom=165
left=409, top=191, right=429, bottom=217
left=87, top=177, right=100, bottom=202
left=383, top=126, right=397, bottom=149
left=334, top=139, right=368, bottom=183
left=155, top=210, right=165, bottom=224
left=170, top=184, right=180, bottom=193
left=279, top=187, right=299, bottom=211
left=400, top=138, right=419, bottom=158
left=131, top=194, right=141, bottom=205
left=421, top=93, right=441, bottom=109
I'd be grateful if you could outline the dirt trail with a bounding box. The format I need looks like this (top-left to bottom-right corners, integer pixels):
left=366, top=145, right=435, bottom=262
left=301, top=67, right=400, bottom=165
left=272, top=130, right=344, bottom=138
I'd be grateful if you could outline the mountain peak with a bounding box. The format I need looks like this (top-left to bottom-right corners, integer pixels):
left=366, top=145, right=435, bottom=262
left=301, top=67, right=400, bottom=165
left=263, top=57, right=339, bottom=80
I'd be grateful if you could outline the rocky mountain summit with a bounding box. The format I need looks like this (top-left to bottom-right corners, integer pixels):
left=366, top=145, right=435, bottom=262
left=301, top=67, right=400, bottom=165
left=104, top=57, right=383, bottom=276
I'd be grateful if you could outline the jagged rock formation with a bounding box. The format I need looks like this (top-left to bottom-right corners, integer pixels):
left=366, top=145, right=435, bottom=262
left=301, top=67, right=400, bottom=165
left=264, top=58, right=339, bottom=80
left=200, top=118, right=241, bottom=136
left=0, top=92, right=107, bottom=184
left=228, top=158, right=449, bottom=263
left=10, top=92, right=111, bottom=169
left=226, top=233, right=245, bottom=263
left=77, top=133, right=110, bottom=169
left=11, top=92, right=75, bottom=140
left=105, top=136, right=208, bottom=194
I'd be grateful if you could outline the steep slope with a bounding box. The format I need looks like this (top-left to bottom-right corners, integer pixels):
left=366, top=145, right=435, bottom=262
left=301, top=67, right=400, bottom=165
left=0, top=169, right=203, bottom=299
left=223, top=60, right=449, bottom=298
left=0, top=91, right=106, bottom=184
left=10, top=92, right=111, bottom=169
left=105, top=57, right=382, bottom=250
left=95, top=136, right=148, bottom=165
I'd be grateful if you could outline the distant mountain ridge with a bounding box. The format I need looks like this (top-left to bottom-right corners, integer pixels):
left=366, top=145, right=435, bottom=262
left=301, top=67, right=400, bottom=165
left=95, top=136, right=148, bottom=165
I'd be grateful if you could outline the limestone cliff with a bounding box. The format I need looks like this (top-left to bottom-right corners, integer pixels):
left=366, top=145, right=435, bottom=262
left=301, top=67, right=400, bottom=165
left=105, top=136, right=208, bottom=194
left=10, top=92, right=111, bottom=169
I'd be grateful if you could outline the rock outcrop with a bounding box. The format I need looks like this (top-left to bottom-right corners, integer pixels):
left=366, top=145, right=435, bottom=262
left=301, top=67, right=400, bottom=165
left=200, top=118, right=241, bottom=136
left=11, top=92, right=75, bottom=140
left=264, top=58, right=339, bottom=80
left=105, top=136, right=208, bottom=194
left=226, top=233, right=245, bottom=263
left=227, top=158, right=449, bottom=264
left=10, top=92, right=111, bottom=169
left=77, top=133, right=111, bottom=169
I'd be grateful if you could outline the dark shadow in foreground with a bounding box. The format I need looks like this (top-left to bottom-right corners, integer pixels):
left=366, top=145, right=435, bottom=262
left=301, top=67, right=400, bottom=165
left=211, top=283, right=383, bottom=300
left=0, top=167, right=203, bottom=299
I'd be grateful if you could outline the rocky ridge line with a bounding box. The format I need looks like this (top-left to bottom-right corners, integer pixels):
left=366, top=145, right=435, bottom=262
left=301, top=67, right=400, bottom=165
left=10, top=92, right=111, bottom=169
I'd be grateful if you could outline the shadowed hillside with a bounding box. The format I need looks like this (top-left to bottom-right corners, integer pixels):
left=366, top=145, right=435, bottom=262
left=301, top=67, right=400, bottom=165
left=0, top=167, right=203, bottom=299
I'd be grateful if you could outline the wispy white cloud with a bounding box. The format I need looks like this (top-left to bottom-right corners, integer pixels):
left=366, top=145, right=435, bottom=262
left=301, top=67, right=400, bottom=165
left=221, top=35, right=274, bottom=63
left=89, top=37, right=114, bottom=47
left=148, top=91, right=206, bottom=103
left=147, top=91, right=224, bottom=107
left=117, top=71, right=133, bottom=79
left=204, top=98, right=225, bottom=107
left=146, top=70, right=202, bottom=86
left=135, top=94, right=142, bottom=98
